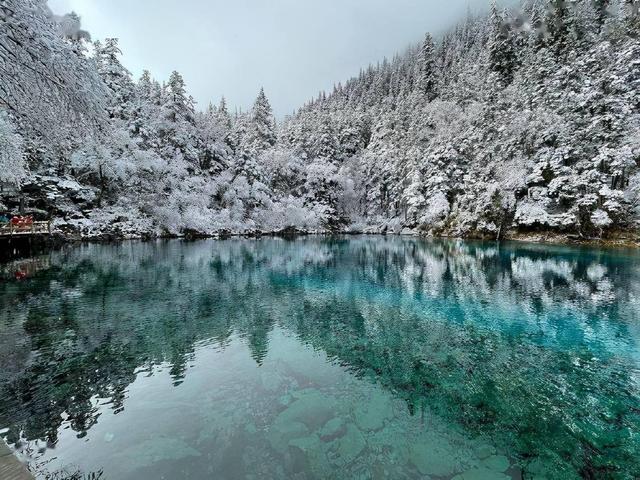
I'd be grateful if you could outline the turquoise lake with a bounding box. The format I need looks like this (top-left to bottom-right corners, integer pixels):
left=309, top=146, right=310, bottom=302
left=0, top=237, right=639, bottom=479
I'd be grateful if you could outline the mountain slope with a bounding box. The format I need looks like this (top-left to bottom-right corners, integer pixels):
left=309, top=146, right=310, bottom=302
left=0, top=0, right=638, bottom=242
left=280, top=0, right=640, bottom=239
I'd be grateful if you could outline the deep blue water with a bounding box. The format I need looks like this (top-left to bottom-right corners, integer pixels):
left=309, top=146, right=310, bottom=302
left=0, top=237, right=638, bottom=479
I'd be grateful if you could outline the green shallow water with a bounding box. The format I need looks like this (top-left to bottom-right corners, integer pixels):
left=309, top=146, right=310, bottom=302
left=0, top=237, right=639, bottom=479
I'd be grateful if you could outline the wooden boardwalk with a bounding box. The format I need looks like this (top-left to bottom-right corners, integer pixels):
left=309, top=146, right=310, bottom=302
left=0, top=221, right=51, bottom=238
left=0, top=440, right=34, bottom=480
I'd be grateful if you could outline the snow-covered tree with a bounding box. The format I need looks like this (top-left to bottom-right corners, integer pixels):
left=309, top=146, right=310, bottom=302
left=277, top=0, right=639, bottom=239
left=156, top=71, right=198, bottom=165
left=55, top=11, right=91, bottom=52
left=1, top=0, right=638, bottom=242
left=163, top=71, right=195, bottom=124
left=71, top=133, right=130, bottom=207
left=196, top=104, right=231, bottom=173
left=0, top=0, right=107, bottom=151
left=419, top=33, right=437, bottom=98
left=95, top=38, right=134, bottom=119
left=216, top=97, right=232, bottom=133
left=488, top=2, right=517, bottom=85
left=0, top=112, right=27, bottom=186
left=246, top=88, right=276, bottom=154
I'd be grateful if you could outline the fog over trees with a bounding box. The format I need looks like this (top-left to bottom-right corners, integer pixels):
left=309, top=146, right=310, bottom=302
left=0, top=0, right=638, bottom=239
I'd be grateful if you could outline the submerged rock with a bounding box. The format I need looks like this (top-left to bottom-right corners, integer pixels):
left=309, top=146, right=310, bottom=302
left=260, top=371, right=287, bottom=392
left=288, top=434, right=333, bottom=478
left=409, top=440, right=462, bottom=477
left=354, top=391, right=394, bottom=432
left=319, top=417, right=345, bottom=441
left=524, top=457, right=553, bottom=479
left=275, top=390, right=336, bottom=431
left=451, top=467, right=511, bottom=480
left=482, top=454, right=510, bottom=472
left=367, top=424, right=411, bottom=462
left=278, top=393, right=293, bottom=407
left=114, top=436, right=201, bottom=471
left=331, top=424, right=366, bottom=466
left=473, top=443, right=496, bottom=460
left=244, top=422, right=257, bottom=435
left=267, top=421, right=309, bottom=454
left=289, top=434, right=322, bottom=452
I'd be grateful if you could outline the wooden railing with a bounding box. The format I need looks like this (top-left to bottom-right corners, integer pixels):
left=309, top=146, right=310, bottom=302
left=0, top=221, right=51, bottom=236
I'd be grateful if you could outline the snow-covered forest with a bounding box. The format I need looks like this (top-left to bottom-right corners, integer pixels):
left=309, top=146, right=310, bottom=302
left=1, top=0, right=639, bottom=239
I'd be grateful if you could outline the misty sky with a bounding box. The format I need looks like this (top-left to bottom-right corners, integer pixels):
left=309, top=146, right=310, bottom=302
left=48, top=0, right=500, bottom=117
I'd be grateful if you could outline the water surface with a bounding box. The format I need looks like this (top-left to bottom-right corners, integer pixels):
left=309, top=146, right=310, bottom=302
left=0, top=237, right=639, bottom=479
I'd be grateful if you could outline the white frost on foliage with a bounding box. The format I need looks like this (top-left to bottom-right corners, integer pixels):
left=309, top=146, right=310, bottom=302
left=418, top=191, right=450, bottom=229
left=1, top=0, right=639, bottom=239
left=591, top=209, right=612, bottom=229
left=514, top=201, right=552, bottom=228
left=0, top=113, right=27, bottom=186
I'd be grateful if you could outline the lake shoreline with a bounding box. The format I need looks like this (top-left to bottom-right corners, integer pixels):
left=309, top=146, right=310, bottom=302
left=86, top=226, right=640, bottom=248
left=2, top=227, right=638, bottom=263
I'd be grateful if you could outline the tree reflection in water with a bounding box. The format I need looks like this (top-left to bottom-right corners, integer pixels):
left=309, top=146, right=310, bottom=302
left=0, top=237, right=638, bottom=479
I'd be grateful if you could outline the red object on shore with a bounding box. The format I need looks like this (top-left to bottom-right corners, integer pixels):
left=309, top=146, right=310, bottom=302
left=10, top=216, right=33, bottom=227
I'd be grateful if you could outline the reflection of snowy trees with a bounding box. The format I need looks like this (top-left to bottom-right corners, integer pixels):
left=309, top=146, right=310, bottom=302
left=0, top=237, right=639, bottom=476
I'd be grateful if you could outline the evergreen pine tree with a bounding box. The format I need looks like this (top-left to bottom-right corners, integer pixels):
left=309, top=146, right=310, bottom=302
left=164, top=71, right=194, bottom=123
left=137, top=70, right=154, bottom=100
left=594, top=0, right=612, bottom=31
left=624, top=0, right=640, bottom=33
left=419, top=33, right=437, bottom=99
left=314, top=117, right=340, bottom=162
left=95, top=38, right=134, bottom=119
left=247, top=88, right=276, bottom=154
left=545, top=0, right=574, bottom=54
left=230, top=110, right=250, bottom=156
left=216, top=97, right=232, bottom=131
left=58, top=12, right=91, bottom=54
left=488, top=3, right=517, bottom=85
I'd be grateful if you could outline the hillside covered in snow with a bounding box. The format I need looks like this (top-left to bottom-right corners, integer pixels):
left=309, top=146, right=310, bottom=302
left=0, top=0, right=639, bottom=240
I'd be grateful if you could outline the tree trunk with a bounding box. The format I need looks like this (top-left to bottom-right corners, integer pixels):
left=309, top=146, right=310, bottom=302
left=98, top=165, right=104, bottom=208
